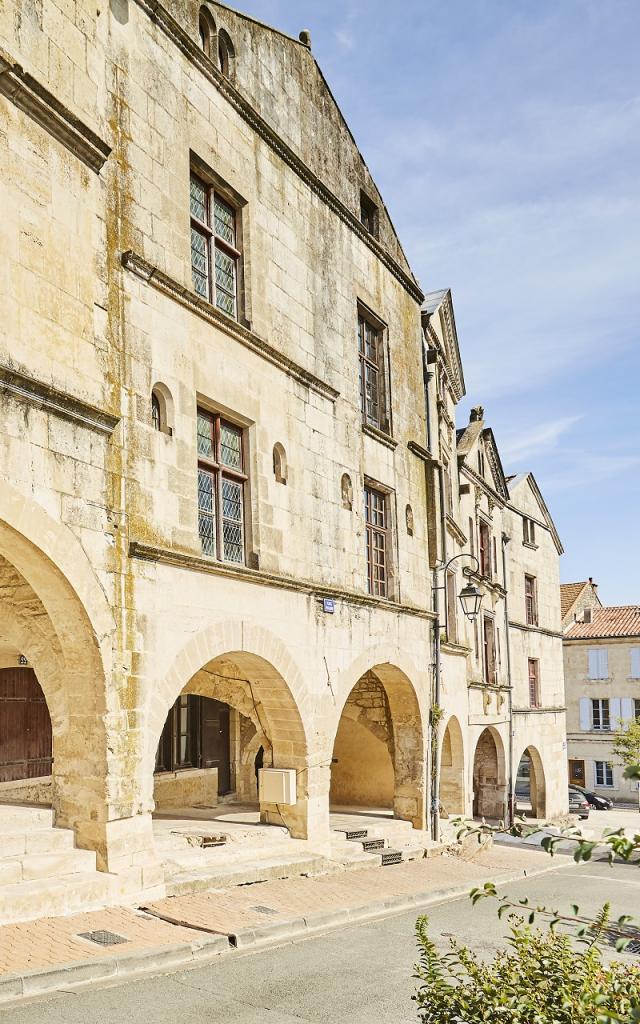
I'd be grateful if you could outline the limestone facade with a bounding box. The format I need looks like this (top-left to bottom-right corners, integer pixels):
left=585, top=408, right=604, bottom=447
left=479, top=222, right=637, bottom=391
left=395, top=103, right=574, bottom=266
left=562, top=591, right=640, bottom=802
left=0, top=0, right=568, bottom=915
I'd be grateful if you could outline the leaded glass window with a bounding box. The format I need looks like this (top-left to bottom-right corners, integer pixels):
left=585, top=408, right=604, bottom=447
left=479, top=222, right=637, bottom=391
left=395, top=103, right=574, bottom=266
left=358, top=313, right=388, bottom=432
left=190, top=172, right=240, bottom=318
left=364, top=485, right=388, bottom=597
left=196, top=407, right=246, bottom=564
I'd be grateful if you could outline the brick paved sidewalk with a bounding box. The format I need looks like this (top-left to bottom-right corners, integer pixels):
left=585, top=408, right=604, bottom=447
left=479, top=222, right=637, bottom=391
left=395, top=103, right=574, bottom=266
left=143, top=845, right=555, bottom=937
left=0, top=843, right=561, bottom=997
left=0, top=906, right=198, bottom=977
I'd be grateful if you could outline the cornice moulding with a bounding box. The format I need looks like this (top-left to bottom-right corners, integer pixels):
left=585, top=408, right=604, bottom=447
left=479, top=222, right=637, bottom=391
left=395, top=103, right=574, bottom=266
left=129, top=0, right=424, bottom=305
left=121, top=250, right=339, bottom=402
left=129, top=540, right=437, bottom=621
left=0, top=363, right=119, bottom=434
left=0, top=47, right=111, bottom=173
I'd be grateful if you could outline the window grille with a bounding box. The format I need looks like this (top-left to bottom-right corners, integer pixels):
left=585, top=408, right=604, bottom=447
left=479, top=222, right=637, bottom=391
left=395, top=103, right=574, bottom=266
left=197, top=408, right=246, bottom=563
left=190, top=173, right=240, bottom=318
left=364, top=485, right=388, bottom=597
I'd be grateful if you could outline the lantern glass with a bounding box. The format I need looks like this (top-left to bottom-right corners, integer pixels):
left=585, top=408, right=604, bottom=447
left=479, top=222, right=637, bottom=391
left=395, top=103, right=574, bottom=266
left=458, top=582, right=483, bottom=621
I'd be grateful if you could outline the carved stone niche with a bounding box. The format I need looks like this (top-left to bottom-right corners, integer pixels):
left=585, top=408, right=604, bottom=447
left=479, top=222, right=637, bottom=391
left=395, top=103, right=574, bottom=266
left=405, top=504, right=414, bottom=536
left=341, top=473, right=353, bottom=511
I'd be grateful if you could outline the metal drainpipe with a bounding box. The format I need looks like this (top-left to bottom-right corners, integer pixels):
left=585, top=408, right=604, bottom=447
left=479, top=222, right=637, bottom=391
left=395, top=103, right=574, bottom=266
left=431, top=461, right=447, bottom=842
left=501, top=533, right=514, bottom=825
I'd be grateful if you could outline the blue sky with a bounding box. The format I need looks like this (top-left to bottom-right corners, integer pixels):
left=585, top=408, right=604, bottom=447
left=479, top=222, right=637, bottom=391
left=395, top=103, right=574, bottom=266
left=233, top=1, right=640, bottom=603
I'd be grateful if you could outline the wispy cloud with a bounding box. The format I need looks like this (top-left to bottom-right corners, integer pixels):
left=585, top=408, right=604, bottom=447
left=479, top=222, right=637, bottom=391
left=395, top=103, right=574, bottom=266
left=501, top=416, right=583, bottom=464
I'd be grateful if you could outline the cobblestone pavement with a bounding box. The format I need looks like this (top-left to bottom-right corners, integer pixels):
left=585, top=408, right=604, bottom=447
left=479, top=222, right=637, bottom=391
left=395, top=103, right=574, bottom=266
left=0, top=845, right=558, bottom=981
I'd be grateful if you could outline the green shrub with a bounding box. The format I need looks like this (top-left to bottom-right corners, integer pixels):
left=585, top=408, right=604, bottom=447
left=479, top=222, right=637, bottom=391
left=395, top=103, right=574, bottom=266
left=414, top=911, right=640, bottom=1024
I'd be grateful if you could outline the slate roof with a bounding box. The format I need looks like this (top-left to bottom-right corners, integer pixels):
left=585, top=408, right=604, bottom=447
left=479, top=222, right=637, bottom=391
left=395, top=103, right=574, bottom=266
left=560, top=581, right=589, bottom=619
left=564, top=605, right=640, bottom=640
left=422, top=289, right=449, bottom=315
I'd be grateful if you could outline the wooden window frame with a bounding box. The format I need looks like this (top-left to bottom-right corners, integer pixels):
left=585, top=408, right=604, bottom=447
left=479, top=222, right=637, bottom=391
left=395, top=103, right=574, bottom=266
left=478, top=519, right=491, bottom=578
left=197, top=407, right=247, bottom=564
left=528, top=658, right=540, bottom=708
left=482, top=615, right=497, bottom=685
left=358, top=306, right=390, bottom=435
left=523, top=517, right=536, bottom=545
left=155, top=695, right=200, bottom=773
left=364, top=483, right=390, bottom=598
left=190, top=170, right=242, bottom=319
left=591, top=697, right=610, bottom=732
left=359, top=190, right=379, bottom=237
left=524, top=574, right=538, bottom=625
left=445, top=570, right=458, bottom=644
left=568, top=758, right=585, bottom=786
left=594, top=760, right=614, bottom=788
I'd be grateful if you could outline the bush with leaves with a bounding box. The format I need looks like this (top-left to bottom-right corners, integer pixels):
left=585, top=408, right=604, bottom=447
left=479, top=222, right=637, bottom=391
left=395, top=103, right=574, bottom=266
left=414, top=903, right=640, bottom=1024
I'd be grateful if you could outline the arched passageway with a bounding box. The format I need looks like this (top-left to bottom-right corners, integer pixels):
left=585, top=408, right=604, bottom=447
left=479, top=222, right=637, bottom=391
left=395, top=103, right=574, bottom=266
left=472, top=727, right=507, bottom=820
left=329, top=664, right=425, bottom=829
left=515, top=746, right=547, bottom=819
left=440, top=716, right=465, bottom=816
left=147, top=646, right=316, bottom=840
left=0, top=498, right=113, bottom=864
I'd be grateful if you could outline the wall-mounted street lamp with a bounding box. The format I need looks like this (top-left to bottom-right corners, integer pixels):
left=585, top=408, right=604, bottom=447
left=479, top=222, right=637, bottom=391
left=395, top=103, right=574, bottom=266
left=431, top=553, right=483, bottom=842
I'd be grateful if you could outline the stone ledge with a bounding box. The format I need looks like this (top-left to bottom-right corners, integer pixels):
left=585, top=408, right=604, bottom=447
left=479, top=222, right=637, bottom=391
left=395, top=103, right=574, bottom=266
left=0, top=363, right=120, bottom=435
left=407, top=440, right=433, bottom=462
left=128, top=0, right=424, bottom=305
left=129, top=540, right=436, bottom=621
left=508, top=620, right=563, bottom=639
left=0, top=47, right=111, bottom=173
left=362, top=423, right=398, bottom=450
left=122, top=251, right=339, bottom=403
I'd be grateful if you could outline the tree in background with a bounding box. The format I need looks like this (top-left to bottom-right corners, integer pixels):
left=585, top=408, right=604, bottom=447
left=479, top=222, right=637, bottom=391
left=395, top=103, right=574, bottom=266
left=613, top=720, right=640, bottom=812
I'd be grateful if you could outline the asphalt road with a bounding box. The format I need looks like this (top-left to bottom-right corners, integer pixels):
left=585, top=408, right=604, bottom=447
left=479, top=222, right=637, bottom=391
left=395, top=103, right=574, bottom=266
left=4, top=856, right=640, bottom=1024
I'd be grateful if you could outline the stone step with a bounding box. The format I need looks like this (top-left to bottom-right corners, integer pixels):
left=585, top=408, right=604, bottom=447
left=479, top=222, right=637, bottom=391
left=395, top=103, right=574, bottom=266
left=0, top=870, right=119, bottom=926
left=165, top=853, right=330, bottom=896
left=0, top=804, right=54, bottom=830
left=0, top=826, right=76, bottom=860
left=0, top=847, right=97, bottom=886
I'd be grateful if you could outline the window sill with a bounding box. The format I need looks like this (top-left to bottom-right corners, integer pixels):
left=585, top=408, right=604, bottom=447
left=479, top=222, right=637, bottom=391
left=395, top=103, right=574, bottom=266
left=523, top=541, right=539, bottom=550
left=362, top=422, right=398, bottom=450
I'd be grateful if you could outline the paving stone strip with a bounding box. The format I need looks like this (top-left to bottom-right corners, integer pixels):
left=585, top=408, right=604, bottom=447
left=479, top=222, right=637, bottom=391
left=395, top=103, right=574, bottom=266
left=0, top=845, right=564, bottom=1004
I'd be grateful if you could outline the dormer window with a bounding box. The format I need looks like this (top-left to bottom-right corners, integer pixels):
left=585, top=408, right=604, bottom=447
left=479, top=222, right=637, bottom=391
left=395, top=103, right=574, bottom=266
left=360, top=191, right=378, bottom=237
left=198, top=6, right=216, bottom=56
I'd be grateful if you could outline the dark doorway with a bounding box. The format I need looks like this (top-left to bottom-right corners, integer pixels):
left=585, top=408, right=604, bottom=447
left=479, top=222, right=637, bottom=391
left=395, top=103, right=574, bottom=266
left=0, top=668, right=52, bottom=782
left=155, top=694, right=232, bottom=795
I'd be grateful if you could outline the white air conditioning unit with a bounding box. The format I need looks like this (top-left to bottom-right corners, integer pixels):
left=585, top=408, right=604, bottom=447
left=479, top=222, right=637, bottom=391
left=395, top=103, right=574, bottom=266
left=258, top=768, right=297, bottom=806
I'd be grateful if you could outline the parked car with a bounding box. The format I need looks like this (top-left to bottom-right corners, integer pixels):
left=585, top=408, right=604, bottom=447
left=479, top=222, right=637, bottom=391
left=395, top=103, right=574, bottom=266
left=568, top=789, right=590, bottom=819
left=569, top=784, right=613, bottom=810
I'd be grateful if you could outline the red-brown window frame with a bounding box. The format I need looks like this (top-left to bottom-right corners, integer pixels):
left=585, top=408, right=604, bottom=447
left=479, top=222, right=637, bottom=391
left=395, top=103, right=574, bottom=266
left=483, top=615, right=497, bottom=684
left=190, top=171, right=241, bottom=319
left=364, top=484, right=389, bottom=597
left=528, top=658, right=540, bottom=707
left=358, top=309, right=390, bottom=434
left=197, top=408, right=247, bottom=564
left=524, top=574, right=538, bottom=625
left=479, top=520, right=491, bottom=578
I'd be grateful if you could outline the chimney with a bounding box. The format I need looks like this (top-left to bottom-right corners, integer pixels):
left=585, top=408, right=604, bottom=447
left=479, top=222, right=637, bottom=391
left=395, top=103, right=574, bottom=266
left=469, top=405, right=484, bottom=423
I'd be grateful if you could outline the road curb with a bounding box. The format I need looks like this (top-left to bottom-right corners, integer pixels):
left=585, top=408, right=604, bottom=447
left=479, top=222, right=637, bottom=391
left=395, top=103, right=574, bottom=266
left=0, top=857, right=570, bottom=1006
left=0, top=933, right=229, bottom=1005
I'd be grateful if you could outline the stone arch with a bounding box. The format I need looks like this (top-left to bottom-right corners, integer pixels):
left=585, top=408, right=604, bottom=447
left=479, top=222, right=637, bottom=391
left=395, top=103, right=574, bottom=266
left=198, top=4, right=216, bottom=56
left=145, top=622, right=320, bottom=840
left=440, top=715, right=465, bottom=816
left=217, top=27, right=235, bottom=76
left=151, top=381, right=174, bottom=435
left=515, top=745, right=547, bottom=819
left=330, top=651, right=426, bottom=829
left=0, top=489, right=115, bottom=861
left=272, top=442, right=287, bottom=484
left=472, top=727, right=507, bottom=820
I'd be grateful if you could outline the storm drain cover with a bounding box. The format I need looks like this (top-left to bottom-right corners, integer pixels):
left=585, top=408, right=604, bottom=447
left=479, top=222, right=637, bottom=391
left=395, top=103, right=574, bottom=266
left=624, top=940, right=640, bottom=955
left=78, top=930, right=129, bottom=946
left=250, top=906, right=278, bottom=916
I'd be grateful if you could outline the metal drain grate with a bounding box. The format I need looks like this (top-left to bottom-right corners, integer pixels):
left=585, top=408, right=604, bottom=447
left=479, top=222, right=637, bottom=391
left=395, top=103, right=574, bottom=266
left=626, top=940, right=640, bottom=955
left=361, top=838, right=385, bottom=852
left=250, top=906, right=279, bottom=916
left=381, top=849, right=403, bottom=866
left=78, top=930, right=129, bottom=947
left=342, top=829, right=368, bottom=841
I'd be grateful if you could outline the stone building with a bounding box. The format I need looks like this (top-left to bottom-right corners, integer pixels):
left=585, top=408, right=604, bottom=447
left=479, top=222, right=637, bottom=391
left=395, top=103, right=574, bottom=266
left=0, top=0, right=567, bottom=922
left=422, top=292, right=567, bottom=828
left=562, top=585, right=640, bottom=802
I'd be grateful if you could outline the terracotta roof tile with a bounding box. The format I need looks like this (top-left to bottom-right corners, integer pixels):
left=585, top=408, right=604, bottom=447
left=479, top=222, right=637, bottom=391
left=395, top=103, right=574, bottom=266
left=560, top=582, right=588, bottom=618
left=565, top=605, right=640, bottom=640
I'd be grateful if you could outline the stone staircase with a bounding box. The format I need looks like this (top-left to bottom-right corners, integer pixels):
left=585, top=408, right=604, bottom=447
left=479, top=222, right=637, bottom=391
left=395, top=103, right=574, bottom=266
left=330, top=815, right=437, bottom=869
left=0, top=804, right=120, bottom=925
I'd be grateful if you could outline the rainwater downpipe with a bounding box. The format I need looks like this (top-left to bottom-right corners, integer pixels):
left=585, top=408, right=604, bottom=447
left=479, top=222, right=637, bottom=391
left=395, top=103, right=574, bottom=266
left=431, top=460, right=448, bottom=842
left=501, top=533, right=514, bottom=826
